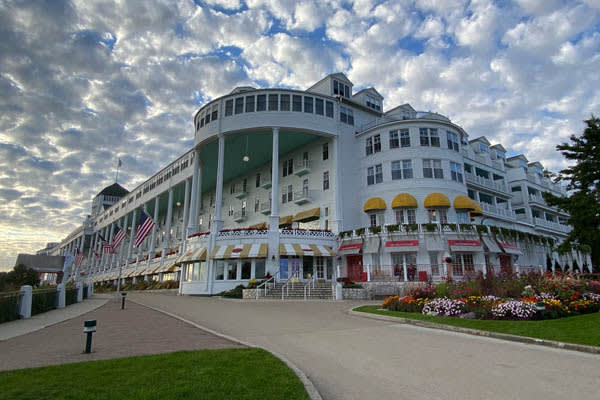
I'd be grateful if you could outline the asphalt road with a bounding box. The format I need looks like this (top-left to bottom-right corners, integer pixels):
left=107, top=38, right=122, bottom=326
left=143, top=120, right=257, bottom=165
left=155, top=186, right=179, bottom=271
left=129, top=293, right=600, bottom=400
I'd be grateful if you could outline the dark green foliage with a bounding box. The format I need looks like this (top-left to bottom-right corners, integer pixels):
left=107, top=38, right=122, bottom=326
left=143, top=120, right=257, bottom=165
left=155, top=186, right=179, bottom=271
left=65, top=288, right=78, bottom=306
left=0, top=265, right=39, bottom=292
left=543, top=116, right=600, bottom=268
left=31, top=290, right=57, bottom=315
left=219, top=285, right=245, bottom=298
left=0, top=293, right=21, bottom=323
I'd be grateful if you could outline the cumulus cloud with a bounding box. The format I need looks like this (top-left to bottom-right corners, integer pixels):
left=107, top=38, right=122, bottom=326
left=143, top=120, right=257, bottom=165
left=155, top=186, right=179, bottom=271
left=0, top=0, right=599, bottom=268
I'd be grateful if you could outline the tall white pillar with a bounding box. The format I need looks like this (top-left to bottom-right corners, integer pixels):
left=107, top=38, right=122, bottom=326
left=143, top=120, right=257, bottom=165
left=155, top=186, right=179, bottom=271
left=139, top=203, right=148, bottom=264
left=268, top=127, right=280, bottom=278
left=188, top=150, right=200, bottom=234
left=106, top=223, right=115, bottom=270
left=127, top=209, right=137, bottom=264
left=214, top=134, right=225, bottom=223
left=162, top=187, right=174, bottom=263
left=181, top=177, right=191, bottom=251
left=332, top=135, right=343, bottom=232
left=149, top=196, right=160, bottom=264
left=118, top=214, right=129, bottom=268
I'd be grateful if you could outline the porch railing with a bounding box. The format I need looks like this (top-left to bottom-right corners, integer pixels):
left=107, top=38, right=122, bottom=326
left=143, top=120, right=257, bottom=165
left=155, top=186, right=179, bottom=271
left=348, top=264, right=504, bottom=283
left=256, top=271, right=279, bottom=299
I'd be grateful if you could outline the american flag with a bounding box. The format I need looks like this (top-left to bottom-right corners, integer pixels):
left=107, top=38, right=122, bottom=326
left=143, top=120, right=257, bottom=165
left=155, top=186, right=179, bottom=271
left=93, top=250, right=100, bottom=259
left=99, top=233, right=115, bottom=254
left=135, top=211, right=155, bottom=248
left=111, top=225, right=126, bottom=249
left=74, top=250, right=84, bottom=268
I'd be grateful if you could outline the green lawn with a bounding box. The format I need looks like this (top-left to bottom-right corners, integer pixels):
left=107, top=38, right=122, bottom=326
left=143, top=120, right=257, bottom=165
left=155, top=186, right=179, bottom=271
left=0, top=348, right=310, bottom=400
left=354, top=305, right=600, bottom=347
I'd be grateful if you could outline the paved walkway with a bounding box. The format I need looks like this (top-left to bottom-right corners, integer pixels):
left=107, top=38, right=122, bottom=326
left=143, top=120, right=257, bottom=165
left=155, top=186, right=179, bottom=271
left=0, top=297, right=242, bottom=371
left=130, top=293, right=600, bottom=400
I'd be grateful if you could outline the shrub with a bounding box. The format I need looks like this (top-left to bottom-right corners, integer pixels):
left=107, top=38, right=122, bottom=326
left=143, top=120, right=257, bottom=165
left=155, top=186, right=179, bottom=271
left=409, top=285, right=436, bottom=299
left=382, top=296, right=427, bottom=313
left=422, top=298, right=465, bottom=316
left=0, top=293, right=21, bottom=323
left=343, top=282, right=363, bottom=289
left=219, top=285, right=245, bottom=298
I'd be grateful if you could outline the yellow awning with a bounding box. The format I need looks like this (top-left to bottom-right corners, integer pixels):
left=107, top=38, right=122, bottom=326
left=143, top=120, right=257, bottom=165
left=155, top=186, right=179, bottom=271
left=279, top=243, right=335, bottom=257
left=249, top=222, right=267, bottom=229
left=293, top=207, right=321, bottom=222
left=470, top=202, right=483, bottom=216
left=454, top=195, right=476, bottom=210
left=424, top=193, right=450, bottom=208
left=279, top=215, right=293, bottom=226
left=211, top=243, right=268, bottom=259
left=363, top=197, right=387, bottom=212
left=391, top=193, right=418, bottom=208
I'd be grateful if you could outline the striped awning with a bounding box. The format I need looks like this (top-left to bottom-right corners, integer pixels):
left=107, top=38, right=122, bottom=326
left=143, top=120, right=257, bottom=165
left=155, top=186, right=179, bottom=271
left=279, top=243, right=335, bottom=257
left=211, top=243, right=268, bottom=259
left=249, top=222, right=267, bottom=229
left=293, top=207, right=321, bottom=222
left=155, top=263, right=179, bottom=273
left=279, top=215, right=293, bottom=226
left=178, top=247, right=207, bottom=263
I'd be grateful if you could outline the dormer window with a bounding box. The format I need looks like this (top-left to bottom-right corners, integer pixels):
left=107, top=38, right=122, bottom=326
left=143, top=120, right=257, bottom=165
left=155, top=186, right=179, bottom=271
left=535, top=166, right=543, bottom=176
left=365, top=95, right=381, bottom=111
left=519, top=160, right=528, bottom=172
left=333, top=79, right=350, bottom=98
left=479, top=143, right=489, bottom=153
left=495, top=150, right=505, bottom=160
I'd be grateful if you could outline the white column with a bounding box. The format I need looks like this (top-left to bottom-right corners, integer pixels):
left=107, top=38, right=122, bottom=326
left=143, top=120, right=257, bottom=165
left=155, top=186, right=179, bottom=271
left=181, top=178, right=191, bottom=251
left=127, top=209, right=137, bottom=264
left=87, top=232, right=96, bottom=271
left=162, top=187, right=174, bottom=263
left=332, top=135, right=343, bottom=232
left=118, top=214, right=129, bottom=268
left=188, top=150, right=200, bottom=234
left=149, top=196, right=160, bottom=264
left=106, top=223, right=115, bottom=269
left=268, top=127, right=280, bottom=278
left=214, top=134, right=225, bottom=222
left=140, top=203, right=148, bottom=264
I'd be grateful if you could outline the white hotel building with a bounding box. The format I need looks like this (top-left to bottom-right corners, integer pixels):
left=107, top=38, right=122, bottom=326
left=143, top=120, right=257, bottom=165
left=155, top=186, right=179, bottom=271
left=50, top=73, right=591, bottom=296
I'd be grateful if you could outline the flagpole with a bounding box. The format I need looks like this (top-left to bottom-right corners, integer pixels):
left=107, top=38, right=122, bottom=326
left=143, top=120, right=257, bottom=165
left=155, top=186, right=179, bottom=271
left=115, top=161, right=120, bottom=183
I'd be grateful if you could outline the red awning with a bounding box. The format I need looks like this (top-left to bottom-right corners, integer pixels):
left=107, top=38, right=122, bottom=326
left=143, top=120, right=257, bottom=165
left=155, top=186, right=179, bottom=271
left=498, top=241, right=523, bottom=256
left=384, top=240, right=419, bottom=252
left=448, top=239, right=483, bottom=252
left=338, top=242, right=362, bottom=255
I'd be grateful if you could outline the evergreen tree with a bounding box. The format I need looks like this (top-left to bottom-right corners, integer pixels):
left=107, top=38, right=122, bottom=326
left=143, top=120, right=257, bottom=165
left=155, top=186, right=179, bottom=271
left=543, top=116, right=600, bottom=270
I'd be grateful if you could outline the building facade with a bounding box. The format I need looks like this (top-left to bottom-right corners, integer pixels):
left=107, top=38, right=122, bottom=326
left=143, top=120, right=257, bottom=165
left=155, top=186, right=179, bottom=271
left=50, top=73, right=592, bottom=295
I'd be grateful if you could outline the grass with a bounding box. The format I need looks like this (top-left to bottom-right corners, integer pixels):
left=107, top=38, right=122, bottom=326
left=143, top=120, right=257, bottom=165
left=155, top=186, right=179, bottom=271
left=0, top=348, right=310, bottom=400
left=354, top=305, right=600, bottom=347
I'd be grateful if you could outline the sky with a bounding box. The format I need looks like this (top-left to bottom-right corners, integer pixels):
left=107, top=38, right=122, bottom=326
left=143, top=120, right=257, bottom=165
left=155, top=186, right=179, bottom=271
left=0, top=0, right=599, bottom=269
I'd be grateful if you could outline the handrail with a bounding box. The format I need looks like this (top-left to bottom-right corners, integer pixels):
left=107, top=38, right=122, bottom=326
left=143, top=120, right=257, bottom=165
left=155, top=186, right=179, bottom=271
left=281, top=270, right=300, bottom=300
left=256, top=271, right=279, bottom=299
left=303, top=274, right=317, bottom=300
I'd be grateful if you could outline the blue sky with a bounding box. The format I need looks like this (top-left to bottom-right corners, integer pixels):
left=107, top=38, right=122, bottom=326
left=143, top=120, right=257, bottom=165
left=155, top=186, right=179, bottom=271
left=0, top=0, right=599, bottom=268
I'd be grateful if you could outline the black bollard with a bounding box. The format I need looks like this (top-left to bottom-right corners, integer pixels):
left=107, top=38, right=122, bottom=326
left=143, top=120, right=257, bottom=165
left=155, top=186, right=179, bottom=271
left=83, top=320, right=96, bottom=353
left=121, top=292, right=127, bottom=309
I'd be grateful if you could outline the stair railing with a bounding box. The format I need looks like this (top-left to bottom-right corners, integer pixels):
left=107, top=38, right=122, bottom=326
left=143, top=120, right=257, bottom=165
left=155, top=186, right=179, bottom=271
left=256, top=271, right=279, bottom=300
left=281, top=270, right=300, bottom=300
left=303, top=274, right=317, bottom=300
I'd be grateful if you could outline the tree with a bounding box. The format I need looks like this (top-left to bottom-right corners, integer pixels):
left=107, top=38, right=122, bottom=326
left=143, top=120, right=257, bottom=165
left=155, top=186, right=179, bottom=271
left=543, top=116, right=600, bottom=270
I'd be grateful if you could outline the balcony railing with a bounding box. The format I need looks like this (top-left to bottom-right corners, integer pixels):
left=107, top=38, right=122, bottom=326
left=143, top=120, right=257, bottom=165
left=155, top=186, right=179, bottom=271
left=465, top=172, right=507, bottom=193
left=232, top=187, right=248, bottom=199
left=260, top=201, right=271, bottom=215
left=280, top=229, right=336, bottom=239
left=293, top=190, right=312, bottom=205
left=260, top=174, right=272, bottom=189
left=528, top=194, right=545, bottom=204
left=351, top=264, right=492, bottom=283
left=480, top=202, right=514, bottom=219
left=233, top=211, right=247, bottom=222
left=533, top=217, right=571, bottom=233
left=294, top=159, right=312, bottom=176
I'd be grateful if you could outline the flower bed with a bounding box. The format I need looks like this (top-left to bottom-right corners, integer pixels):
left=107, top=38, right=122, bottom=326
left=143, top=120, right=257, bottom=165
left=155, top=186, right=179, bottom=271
left=381, top=272, right=600, bottom=321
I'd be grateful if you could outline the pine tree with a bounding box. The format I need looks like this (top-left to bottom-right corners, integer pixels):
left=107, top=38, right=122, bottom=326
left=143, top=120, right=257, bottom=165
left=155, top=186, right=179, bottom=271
left=543, top=116, right=600, bottom=270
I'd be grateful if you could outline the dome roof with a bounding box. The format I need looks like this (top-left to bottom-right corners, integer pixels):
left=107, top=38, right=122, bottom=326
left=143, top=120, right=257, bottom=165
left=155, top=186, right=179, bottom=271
left=97, top=183, right=129, bottom=198
left=424, top=193, right=450, bottom=208
left=363, top=197, right=387, bottom=212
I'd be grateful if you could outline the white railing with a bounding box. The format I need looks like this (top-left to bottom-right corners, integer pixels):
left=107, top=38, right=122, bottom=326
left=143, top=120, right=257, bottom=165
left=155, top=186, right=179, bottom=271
left=260, top=202, right=271, bottom=213
left=295, top=159, right=312, bottom=171
left=533, top=217, right=571, bottom=233
left=515, top=213, right=532, bottom=223
left=303, top=274, right=317, bottom=300
left=293, top=190, right=312, bottom=203
left=256, top=271, right=279, bottom=299
left=217, top=229, right=268, bottom=239
left=465, top=172, right=507, bottom=192
left=528, top=194, right=545, bottom=204
left=280, top=229, right=336, bottom=239
left=281, top=270, right=301, bottom=300
left=481, top=202, right=515, bottom=219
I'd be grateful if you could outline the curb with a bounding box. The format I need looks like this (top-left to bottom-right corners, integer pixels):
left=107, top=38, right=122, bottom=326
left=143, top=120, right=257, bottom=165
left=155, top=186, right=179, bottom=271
left=131, top=299, right=323, bottom=400
left=348, top=309, right=600, bottom=355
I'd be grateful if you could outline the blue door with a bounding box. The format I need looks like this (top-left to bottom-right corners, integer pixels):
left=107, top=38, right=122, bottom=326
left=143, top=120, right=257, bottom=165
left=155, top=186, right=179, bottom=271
left=279, top=258, right=288, bottom=280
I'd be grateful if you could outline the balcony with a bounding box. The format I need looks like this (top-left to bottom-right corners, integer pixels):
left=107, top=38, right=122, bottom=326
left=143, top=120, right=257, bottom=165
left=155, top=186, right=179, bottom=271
left=480, top=202, right=514, bottom=219
left=233, top=211, right=247, bottom=222
left=533, top=217, right=571, bottom=233
left=293, top=190, right=312, bottom=205
left=465, top=172, right=507, bottom=193
left=260, top=202, right=271, bottom=215
left=528, top=194, right=545, bottom=205
left=233, top=187, right=248, bottom=199
left=294, top=160, right=312, bottom=176
left=260, top=174, right=272, bottom=189
left=515, top=213, right=532, bottom=224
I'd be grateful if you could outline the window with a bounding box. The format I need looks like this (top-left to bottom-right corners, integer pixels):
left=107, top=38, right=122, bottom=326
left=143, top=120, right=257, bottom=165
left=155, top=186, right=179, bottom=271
left=456, top=211, right=470, bottom=224
left=204, top=112, right=210, bottom=125
left=373, top=134, right=381, bottom=153
left=325, top=101, right=333, bottom=118
left=254, top=198, right=259, bottom=212
left=322, top=143, right=328, bottom=160
left=211, top=106, right=218, bottom=121
left=215, top=260, right=225, bottom=280
left=464, top=163, right=472, bottom=173
left=535, top=166, right=543, bottom=176
left=315, top=98, right=324, bottom=115
left=423, top=159, right=443, bottom=179
left=420, top=128, right=439, bottom=147
left=245, top=95, right=255, bottom=112
left=375, top=164, right=383, bottom=183
left=340, top=106, right=354, bottom=125
left=369, top=214, right=377, bottom=227
left=302, top=178, right=309, bottom=195
left=241, top=200, right=247, bottom=216
left=479, top=143, right=489, bottom=153
left=479, top=193, right=493, bottom=204
left=515, top=208, right=526, bottom=215
left=304, top=96, right=313, bottom=113
left=256, top=173, right=261, bottom=188
left=228, top=205, right=234, bottom=216
left=323, top=171, right=329, bottom=190
left=282, top=159, right=293, bottom=177
left=495, top=150, right=505, bottom=160
left=256, top=94, right=266, bottom=111
left=366, top=137, right=373, bottom=155
left=389, top=130, right=399, bottom=148
left=367, top=166, right=374, bottom=185
left=280, top=94, right=290, bottom=111
left=392, top=160, right=413, bottom=180
left=400, top=129, right=410, bottom=147
left=255, top=259, right=266, bottom=279
left=234, top=97, right=243, bottom=114
left=365, top=95, right=381, bottom=111
left=227, top=261, right=237, bottom=280
left=447, top=131, right=459, bottom=152
left=450, top=162, right=463, bottom=183
left=468, top=189, right=475, bottom=200
left=282, top=184, right=292, bottom=203
left=225, top=100, right=233, bottom=116
left=430, top=252, right=440, bottom=275
left=395, top=209, right=416, bottom=224
left=475, top=167, right=489, bottom=179
left=428, top=208, right=448, bottom=223
left=333, top=79, right=350, bottom=98
left=268, top=94, right=278, bottom=111
left=452, top=254, right=474, bottom=276
left=241, top=260, right=251, bottom=280
left=292, top=95, right=302, bottom=111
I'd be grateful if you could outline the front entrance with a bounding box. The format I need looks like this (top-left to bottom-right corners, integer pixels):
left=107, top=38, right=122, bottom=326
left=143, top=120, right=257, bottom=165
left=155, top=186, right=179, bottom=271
left=315, top=257, right=333, bottom=280
left=347, top=255, right=365, bottom=282
left=499, top=255, right=512, bottom=275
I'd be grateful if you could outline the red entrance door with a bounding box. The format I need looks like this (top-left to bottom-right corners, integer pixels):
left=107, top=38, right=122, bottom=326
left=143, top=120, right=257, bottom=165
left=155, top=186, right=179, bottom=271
left=347, top=255, right=366, bottom=282
left=499, top=255, right=512, bottom=275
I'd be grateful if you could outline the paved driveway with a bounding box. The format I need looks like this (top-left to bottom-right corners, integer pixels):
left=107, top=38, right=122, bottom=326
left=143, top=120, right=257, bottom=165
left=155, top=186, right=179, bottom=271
left=130, top=293, right=600, bottom=400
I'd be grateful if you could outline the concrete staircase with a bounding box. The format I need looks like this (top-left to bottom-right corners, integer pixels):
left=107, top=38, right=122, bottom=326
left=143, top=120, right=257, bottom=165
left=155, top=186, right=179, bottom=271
left=260, top=281, right=334, bottom=300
